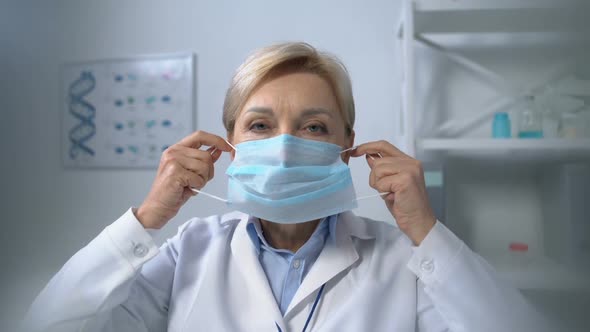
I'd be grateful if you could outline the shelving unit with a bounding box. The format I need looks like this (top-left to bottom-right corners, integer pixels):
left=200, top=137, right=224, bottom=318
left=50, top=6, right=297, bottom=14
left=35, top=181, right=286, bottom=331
left=396, top=0, right=590, bottom=294
left=397, top=0, right=590, bottom=161
left=418, top=138, right=590, bottom=162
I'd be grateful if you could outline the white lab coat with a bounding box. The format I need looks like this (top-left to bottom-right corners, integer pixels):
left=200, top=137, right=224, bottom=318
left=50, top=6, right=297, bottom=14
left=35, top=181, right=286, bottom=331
left=23, top=208, right=548, bottom=332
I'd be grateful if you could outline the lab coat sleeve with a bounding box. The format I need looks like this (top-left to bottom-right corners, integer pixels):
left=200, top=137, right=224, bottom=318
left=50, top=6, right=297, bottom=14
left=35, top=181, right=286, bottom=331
left=21, top=208, right=180, bottom=332
left=407, top=221, right=550, bottom=332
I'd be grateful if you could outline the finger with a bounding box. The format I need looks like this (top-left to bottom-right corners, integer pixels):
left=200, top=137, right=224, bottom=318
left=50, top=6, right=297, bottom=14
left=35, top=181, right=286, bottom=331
left=371, top=159, right=424, bottom=189
left=168, top=145, right=210, bottom=160
left=174, top=154, right=212, bottom=183
left=384, top=192, right=395, bottom=202
left=364, top=153, right=382, bottom=162
left=378, top=157, right=424, bottom=181
left=372, top=173, right=409, bottom=194
left=181, top=168, right=207, bottom=190
left=369, top=159, right=417, bottom=187
left=205, top=147, right=217, bottom=180
left=369, top=162, right=402, bottom=187
left=172, top=145, right=223, bottom=165
left=365, top=154, right=402, bottom=169
left=365, top=154, right=380, bottom=168
left=185, top=186, right=199, bottom=197
left=162, top=148, right=213, bottom=184
left=207, top=146, right=224, bottom=163
left=177, top=130, right=234, bottom=152
left=370, top=156, right=417, bottom=170
left=191, top=149, right=217, bottom=180
left=351, top=140, right=409, bottom=159
left=164, top=161, right=207, bottom=190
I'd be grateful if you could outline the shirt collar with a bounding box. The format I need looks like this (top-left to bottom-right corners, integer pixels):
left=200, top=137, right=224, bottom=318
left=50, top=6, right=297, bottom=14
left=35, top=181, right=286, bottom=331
left=246, top=214, right=338, bottom=254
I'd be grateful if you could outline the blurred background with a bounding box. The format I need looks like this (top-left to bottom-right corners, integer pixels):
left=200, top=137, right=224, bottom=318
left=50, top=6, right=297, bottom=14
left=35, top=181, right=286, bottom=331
left=1, top=0, right=589, bottom=331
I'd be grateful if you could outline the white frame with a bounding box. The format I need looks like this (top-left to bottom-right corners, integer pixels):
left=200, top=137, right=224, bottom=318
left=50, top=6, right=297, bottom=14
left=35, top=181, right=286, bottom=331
left=60, top=53, right=196, bottom=169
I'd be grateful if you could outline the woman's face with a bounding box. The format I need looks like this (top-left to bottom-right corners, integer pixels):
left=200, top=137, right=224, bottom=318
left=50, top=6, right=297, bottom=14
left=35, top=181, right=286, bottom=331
left=231, top=72, right=355, bottom=162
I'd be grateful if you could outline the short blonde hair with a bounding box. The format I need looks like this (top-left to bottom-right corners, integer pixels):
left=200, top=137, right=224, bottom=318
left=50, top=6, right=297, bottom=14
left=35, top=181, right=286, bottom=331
left=222, top=42, right=355, bottom=136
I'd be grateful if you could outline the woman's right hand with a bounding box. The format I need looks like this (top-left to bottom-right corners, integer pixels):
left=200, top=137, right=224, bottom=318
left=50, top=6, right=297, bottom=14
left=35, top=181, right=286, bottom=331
left=136, top=130, right=233, bottom=229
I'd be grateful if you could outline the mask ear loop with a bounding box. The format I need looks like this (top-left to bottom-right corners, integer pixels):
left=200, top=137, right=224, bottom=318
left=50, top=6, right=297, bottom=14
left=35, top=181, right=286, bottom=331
left=224, top=139, right=237, bottom=151
left=190, top=187, right=229, bottom=203
left=340, top=146, right=382, bottom=160
left=340, top=146, right=356, bottom=154
left=190, top=138, right=237, bottom=203
left=356, top=192, right=390, bottom=200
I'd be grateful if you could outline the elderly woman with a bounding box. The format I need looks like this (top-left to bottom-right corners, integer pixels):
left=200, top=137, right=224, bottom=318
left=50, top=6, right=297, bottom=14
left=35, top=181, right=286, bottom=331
left=24, top=43, right=544, bottom=332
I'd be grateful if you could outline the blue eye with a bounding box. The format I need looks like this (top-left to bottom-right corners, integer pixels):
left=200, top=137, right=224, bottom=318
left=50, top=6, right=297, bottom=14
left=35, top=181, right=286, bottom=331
left=306, top=124, right=327, bottom=134
left=250, top=122, right=268, bottom=131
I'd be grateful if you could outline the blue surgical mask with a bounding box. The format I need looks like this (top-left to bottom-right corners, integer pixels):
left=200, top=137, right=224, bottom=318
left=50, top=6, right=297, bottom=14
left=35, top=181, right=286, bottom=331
left=192, top=134, right=388, bottom=224
left=225, top=134, right=357, bottom=223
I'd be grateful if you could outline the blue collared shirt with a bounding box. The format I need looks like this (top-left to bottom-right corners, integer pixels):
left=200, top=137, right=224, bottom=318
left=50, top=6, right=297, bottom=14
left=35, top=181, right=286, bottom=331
left=246, top=215, right=337, bottom=315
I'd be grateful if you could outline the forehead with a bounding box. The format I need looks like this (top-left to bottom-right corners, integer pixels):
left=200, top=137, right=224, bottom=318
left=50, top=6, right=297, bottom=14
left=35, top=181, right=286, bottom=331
left=242, top=72, right=340, bottom=114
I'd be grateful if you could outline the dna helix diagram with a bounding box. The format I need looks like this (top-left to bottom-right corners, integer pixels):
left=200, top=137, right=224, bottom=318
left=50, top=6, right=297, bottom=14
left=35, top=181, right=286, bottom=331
left=68, top=71, right=97, bottom=159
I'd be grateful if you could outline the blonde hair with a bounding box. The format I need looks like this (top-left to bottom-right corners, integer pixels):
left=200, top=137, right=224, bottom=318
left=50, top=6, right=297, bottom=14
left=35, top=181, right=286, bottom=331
left=222, top=42, right=355, bottom=136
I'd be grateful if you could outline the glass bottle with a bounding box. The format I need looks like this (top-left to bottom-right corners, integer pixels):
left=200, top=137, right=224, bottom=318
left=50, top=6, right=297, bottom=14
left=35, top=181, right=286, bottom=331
left=518, top=96, right=543, bottom=139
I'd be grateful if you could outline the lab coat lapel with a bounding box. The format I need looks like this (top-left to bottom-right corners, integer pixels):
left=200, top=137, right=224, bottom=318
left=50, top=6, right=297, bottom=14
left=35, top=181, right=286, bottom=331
left=284, top=211, right=367, bottom=318
left=230, top=216, right=286, bottom=325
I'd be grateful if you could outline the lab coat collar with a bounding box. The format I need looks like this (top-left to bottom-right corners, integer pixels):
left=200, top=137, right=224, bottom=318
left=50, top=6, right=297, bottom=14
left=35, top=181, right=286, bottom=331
left=229, top=212, right=287, bottom=326
left=229, top=210, right=375, bottom=322
left=284, top=210, right=375, bottom=317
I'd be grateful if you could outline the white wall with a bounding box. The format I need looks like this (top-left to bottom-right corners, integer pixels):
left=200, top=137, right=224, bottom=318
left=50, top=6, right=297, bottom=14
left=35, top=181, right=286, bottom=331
left=0, top=0, right=404, bottom=329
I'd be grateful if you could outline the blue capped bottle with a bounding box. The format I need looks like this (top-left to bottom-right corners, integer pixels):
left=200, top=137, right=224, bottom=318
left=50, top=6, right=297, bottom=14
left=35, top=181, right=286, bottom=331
left=492, top=112, right=511, bottom=138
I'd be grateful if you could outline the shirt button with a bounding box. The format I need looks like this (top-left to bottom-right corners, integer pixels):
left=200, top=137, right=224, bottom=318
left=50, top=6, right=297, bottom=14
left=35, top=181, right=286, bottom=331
left=133, top=243, right=148, bottom=258
left=420, top=258, right=434, bottom=273
left=292, top=259, right=301, bottom=269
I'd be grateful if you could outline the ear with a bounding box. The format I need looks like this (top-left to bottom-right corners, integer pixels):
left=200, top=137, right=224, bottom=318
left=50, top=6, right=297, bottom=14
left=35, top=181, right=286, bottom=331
left=342, top=129, right=355, bottom=164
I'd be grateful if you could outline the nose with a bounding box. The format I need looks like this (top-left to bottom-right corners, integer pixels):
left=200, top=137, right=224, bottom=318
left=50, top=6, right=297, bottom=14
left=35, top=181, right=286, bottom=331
left=276, top=121, right=297, bottom=137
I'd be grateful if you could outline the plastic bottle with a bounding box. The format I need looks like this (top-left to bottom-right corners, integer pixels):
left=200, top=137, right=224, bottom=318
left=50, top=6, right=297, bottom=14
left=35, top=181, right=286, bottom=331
left=518, top=96, right=543, bottom=138
left=492, top=112, right=511, bottom=138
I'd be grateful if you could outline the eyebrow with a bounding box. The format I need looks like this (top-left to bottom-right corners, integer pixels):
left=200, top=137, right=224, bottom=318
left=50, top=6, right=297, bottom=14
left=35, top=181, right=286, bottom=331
left=244, top=107, right=273, bottom=115
left=301, top=108, right=334, bottom=118
left=244, top=107, right=334, bottom=118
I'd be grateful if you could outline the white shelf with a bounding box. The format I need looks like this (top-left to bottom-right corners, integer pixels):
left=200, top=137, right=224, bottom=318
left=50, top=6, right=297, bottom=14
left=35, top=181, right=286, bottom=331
left=415, top=0, right=583, bottom=11
left=417, top=138, right=590, bottom=162
left=485, top=254, right=590, bottom=291
left=414, top=0, right=588, bottom=34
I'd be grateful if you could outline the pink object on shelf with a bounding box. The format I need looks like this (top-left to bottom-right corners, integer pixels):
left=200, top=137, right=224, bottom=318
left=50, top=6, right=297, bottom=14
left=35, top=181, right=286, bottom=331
left=509, top=242, right=529, bottom=252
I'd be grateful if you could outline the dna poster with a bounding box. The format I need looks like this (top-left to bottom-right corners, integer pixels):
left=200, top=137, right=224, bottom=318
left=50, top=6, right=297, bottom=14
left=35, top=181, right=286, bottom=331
left=61, top=54, right=194, bottom=168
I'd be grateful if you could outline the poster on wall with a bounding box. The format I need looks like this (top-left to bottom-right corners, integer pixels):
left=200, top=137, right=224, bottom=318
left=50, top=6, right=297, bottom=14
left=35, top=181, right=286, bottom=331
left=61, top=54, right=194, bottom=168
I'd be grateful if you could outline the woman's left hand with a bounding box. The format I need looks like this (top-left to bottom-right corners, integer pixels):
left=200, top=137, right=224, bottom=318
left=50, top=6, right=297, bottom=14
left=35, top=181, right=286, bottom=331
left=351, top=140, right=436, bottom=245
